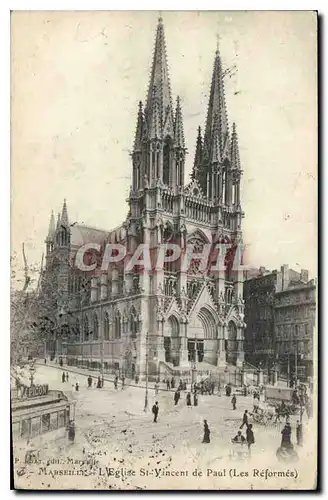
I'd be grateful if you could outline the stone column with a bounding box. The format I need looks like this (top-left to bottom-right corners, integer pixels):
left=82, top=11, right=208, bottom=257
left=111, top=267, right=119, bottom=297
left=217, top=334, right=226, bottom=368
left=100, top=274, right=108, bottom=300
left=257, top=368, right=264, bottom=386
left=179, top=322, right=189, bottom=367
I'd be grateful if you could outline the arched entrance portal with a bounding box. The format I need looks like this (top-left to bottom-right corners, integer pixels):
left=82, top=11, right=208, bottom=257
left=164, top=316, right=180, bottom=366
left=188, top=307, right=217, bottom=365
left=226, top=321, right=238, bottom=365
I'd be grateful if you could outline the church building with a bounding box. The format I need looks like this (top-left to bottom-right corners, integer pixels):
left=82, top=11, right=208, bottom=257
left=42, top=17, right=246, bottom=379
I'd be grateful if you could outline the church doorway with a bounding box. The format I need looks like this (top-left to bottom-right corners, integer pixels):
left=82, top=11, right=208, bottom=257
left=164, top=316, right=180, bottom=366
left=188, top=340, right=204, bottom=362
left=226, top=321, right=237, bottom=365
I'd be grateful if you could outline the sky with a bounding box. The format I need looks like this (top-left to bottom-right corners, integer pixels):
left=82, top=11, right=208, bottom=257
left=11, top=10, right=317, bottom=285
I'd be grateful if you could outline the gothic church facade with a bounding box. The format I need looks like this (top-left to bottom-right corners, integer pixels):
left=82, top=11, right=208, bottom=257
left=42, top=17, right=246, bottom=378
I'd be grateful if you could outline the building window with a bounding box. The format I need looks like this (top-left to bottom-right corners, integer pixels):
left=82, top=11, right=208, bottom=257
left=12, top=422, right=20, bottom=436
left=83, top=316, right=89, bottom=341
left=58, top=410, right=65, bottom=428
left=50, top=412, right=58, bottom=431
left=31, top=417, right=41, bottom=437
left=114, top=310, right=121, bottom=339
left=130, top=307, right=138, bottom=338
left=21, top=419, right=30, bottom=439
left=104, top=312, right=110, bottom=340
left=41, top=414, right=50, bottom=432
left=93, top=314, right=99, bottom=340
left=74, top=318, right=80, bottom=337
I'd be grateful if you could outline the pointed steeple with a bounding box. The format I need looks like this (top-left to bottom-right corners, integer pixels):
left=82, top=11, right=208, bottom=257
left=173, top=96, right=185, bottom=148
left=231, top=122, right=241, bottom=170
left=204, top=44, right=230, bottom=162
left=47, top=210, right=55, bottom=240
left=133, top=101, right=145, bottom=151
left=192, top=126, right=203, bottom=180
left=144, top=16, right=174, bottom=139
left=148, top=88, right=161, bottom=140
left=61, top=199, right=69, bottom=227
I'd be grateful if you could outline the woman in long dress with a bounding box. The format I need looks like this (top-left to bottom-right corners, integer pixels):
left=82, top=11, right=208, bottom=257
left=202, top=420, right=210, bottom=443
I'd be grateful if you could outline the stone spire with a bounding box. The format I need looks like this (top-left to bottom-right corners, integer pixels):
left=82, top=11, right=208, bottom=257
left=192, top=126, right=203, bottom=180
left=230, top=122, right=241, bottom=170
left=47, top=210, right=55, bottom=240
left=133, top=101, right=145, bottom=152
left=144, top=16, right=174, bottom=140
left=203, top=44, right=230, bottom=163
left=56, top=213, right=61, bottom=230
left=173, top=96, right=185, bottom=148
left=61, top=199, right=69, bottom=227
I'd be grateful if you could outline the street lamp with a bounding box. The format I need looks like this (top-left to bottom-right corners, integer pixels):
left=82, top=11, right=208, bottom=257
left=144, top=331, right=149, bottom=412
left=29, top=360, right=36, bottom=387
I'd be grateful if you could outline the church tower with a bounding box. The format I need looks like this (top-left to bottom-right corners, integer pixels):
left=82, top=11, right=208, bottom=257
left=131, top=17, right=186, bottom=197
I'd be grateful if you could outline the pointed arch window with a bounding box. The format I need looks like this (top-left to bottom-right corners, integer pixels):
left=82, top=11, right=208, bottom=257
left=104, top=312, right=110, bottom=340
left=163, top=139, right=171, bottom=185
left=74, top=318, right=80, bottom=337
left=93, top=313, right=99, bottom=340
left=114, top=310, right=121, bottom=339
left=83, top=315, right=89, bottom=341
left=130, top=307, right=138, bottom=338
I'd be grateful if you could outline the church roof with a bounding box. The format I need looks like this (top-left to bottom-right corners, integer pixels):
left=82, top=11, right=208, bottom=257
left=70, top=224, right=126, bottom=248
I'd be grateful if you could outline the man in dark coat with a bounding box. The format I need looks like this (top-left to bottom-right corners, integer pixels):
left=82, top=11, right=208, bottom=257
left=193, top=393, right=198, bottom=407
left=166, top=379, right=170, bottom=390
left=68, top=421, right=75, bottom=443
left=281, top=422, right=292, bottom=449
left=202, top=420, right=210, bottom=443
left=240, top=410, right=248, bottom=429
left=186, top=392, right=192, bottom=406
left=171, top=377, right=175, bottom=389
left=246, top=423, right=255, bottom=455
left=75, top=382, right=79, bottom=392
left=62, top=372, right=66, bottom=383
left=231, top=394, right=237, bottom=410
left=296, top=420, right=303, bottom=446
left=174, top=390, right=180, bottom=406
left=152, top=401, right=159, bottom=423
left=66, top=372, right=69, bottom=382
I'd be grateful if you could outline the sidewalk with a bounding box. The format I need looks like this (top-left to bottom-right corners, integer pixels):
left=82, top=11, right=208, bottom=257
left=35, top=360, right=173, bottom=393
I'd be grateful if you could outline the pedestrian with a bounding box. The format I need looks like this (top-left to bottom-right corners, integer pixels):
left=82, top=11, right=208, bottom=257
left=246, top=423, right=255, bottom=455
left=202, top=420, right=210, bottom=443
left=243, top=385, right=247, bottom=397
left=66, top=372, right=69, bottom=382
left=97, top=376, right=102, bottom=388
left=68, top=421, right=75, bottom=443
left=44, top=358, right=47, bottom=365
left=166, top=379, right=170, bottom=390
left=232, top=431, right=246, bottom=444
left=296, top=420, right=303, bottom=446
left=240, top=410, right=248, bottom=429
left=154, top=382, right=159, bottom=395
left=87, top=375, right=92, bottom=388
left=62, top=372, right=66, bottom=383
left=152, top=401, right=159, bottom=423
left=114, top=378, right=118, bottom=390
left=281, top=422, right=292, bottom=449
left=122, top=375, right=125, bottom=389
left=171, top=377, right=175, bottom=389
left=193, top=392, right=198, bottom=407
left=186, top=392, right=192, bottom=406
left=231, top=394, right=237, bottom=410
left=75, top=382, right=79, bottom=392
left=135, top=375, right=139, bottom=384
left=174, top=390, right=180, bottom=406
